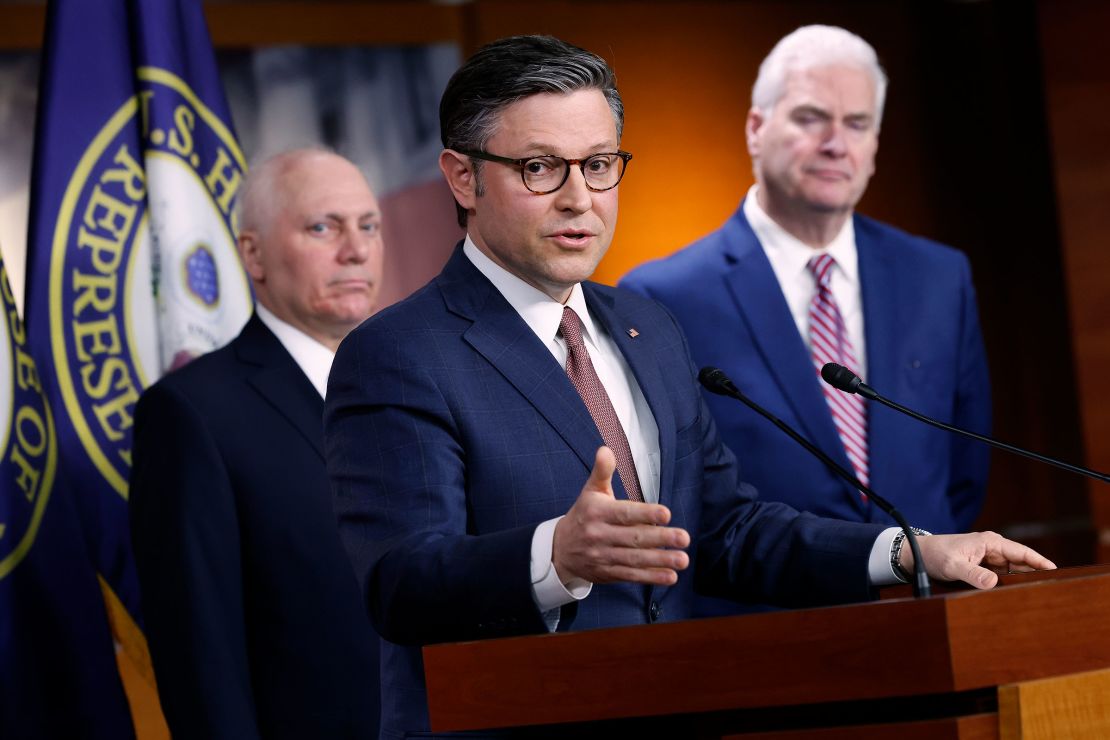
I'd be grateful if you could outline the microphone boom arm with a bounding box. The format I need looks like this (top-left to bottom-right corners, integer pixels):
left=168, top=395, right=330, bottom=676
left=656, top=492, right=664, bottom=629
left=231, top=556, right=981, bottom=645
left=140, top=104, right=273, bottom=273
left=822, top=363, right=1110, bottom=484
left=698, top=367, right=932, bottom=598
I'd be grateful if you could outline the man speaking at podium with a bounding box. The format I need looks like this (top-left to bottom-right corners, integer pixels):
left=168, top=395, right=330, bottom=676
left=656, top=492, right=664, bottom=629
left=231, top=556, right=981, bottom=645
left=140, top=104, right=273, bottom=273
left=324, top=35, right=1053, bottom=739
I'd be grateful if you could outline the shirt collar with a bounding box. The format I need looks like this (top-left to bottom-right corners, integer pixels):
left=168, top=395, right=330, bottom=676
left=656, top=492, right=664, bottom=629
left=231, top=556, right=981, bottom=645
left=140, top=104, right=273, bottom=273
left=743, top=185, right=859, bottom=285
left=255, top=303, right=336, bottom=399
left=463, top=235, right=598, bottom=348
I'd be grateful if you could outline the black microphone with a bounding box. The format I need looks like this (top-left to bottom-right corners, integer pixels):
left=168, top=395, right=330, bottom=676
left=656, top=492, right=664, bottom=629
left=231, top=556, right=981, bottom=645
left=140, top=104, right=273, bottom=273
left=820, top=363, right=1110, bottom=484
left=820, top=362, right=871, bottom=398
left=698, top=366, right=931, bottom=598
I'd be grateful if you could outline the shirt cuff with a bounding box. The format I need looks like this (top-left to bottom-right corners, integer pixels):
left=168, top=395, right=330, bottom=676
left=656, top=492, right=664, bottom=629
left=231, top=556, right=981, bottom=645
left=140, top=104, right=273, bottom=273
left=531, top=516, right=592, bottom=614
left=868, top=526, right=903, bottom=586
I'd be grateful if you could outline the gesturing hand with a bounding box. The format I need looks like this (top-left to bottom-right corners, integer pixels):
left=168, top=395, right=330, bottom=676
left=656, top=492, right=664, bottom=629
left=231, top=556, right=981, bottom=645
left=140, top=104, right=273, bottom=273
left=902, top=531, right=1057, bottom=589
left=552, top=447, right=690, bottom=587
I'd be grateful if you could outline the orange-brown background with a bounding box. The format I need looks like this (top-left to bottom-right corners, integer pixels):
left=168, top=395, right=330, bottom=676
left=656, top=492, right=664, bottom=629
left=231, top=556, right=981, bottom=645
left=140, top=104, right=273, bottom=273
left=3, top=0, right=1107, bottom=563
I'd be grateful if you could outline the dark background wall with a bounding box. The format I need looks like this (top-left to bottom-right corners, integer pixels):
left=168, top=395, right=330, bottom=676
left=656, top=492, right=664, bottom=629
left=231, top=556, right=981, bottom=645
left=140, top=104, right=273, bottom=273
left=1038, top=0, right=1110, bottom=561
left=2, top=0, right=1104, bottom=565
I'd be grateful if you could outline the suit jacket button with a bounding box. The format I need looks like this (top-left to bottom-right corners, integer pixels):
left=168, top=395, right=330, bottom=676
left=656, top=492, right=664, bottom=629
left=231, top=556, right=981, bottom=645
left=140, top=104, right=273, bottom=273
left=648, top=601, right=661, bottom=622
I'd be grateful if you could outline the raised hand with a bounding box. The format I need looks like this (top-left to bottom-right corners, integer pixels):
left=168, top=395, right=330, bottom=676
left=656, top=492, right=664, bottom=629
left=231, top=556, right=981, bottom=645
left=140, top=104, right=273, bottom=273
left=552, top=447, right=690, bottom=586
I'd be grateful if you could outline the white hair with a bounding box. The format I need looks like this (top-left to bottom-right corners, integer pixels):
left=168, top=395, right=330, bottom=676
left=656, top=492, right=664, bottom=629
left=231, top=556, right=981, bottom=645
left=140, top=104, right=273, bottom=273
left=752, top=25, right=888, bottom=129
left=236, top=146, right=347, bottom=235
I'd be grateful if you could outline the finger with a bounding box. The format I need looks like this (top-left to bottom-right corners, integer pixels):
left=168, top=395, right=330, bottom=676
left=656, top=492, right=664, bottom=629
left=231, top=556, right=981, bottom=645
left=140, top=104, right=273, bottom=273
left=983, top=538, right=1057, bottom=571
left=594, top=565, right=681, bottom=586
left=583, top=446, right=617, bottom=498
left=603, top=522, right=690, bottom=550
left=960, top=563, right=999, bottom=590
left=605, top=500, right=676, bottom=528
left=595, top=543, right=690, bottom=571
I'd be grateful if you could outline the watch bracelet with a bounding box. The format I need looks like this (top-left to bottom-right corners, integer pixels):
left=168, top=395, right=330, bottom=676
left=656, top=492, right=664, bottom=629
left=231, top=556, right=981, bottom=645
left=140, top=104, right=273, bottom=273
left=891, top=527, right=932, bottom=583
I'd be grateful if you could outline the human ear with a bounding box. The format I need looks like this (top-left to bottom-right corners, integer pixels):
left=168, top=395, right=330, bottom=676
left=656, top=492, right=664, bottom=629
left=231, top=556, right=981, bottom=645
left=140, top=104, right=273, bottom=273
left=439, top=149, right=479, bottom=211
left=238, top=230, right=265, bottom=281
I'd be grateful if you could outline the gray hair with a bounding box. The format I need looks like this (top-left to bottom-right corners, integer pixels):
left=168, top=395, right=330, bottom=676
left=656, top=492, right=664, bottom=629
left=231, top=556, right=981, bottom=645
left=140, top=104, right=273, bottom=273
left=752, top=25, right=888, bottom=129
left=439, top=35, right=624, bottom=227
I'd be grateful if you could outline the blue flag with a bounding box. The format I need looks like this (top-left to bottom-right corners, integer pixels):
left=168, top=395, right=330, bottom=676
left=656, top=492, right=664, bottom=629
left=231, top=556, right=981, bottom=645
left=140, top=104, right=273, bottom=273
left=1, top=253, right=135, bottom=738
left=24, top=0, right=252, bottom=666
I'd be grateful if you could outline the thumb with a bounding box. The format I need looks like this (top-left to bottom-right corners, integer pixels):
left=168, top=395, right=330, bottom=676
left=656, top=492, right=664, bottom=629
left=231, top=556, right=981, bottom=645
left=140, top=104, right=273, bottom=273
left=963, top=564, right=999, bottom=590
left=584, top=446, right=617, bottom=498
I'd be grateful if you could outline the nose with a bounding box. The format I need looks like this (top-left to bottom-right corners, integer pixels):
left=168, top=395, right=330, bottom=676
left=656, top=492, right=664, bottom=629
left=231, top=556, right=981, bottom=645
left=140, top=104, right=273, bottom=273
left=337, top=225, right=377, bottom=264
left=820, top=123, right=848, bottom=157
left=553, top=164, right=593, bottom=214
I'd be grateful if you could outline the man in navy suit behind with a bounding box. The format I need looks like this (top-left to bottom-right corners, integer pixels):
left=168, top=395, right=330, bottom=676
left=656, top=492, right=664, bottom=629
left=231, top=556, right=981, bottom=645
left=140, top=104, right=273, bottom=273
left=130, top=149, right=382, bottom=739
left=324, top=35, right=1050, bottom=740
left=622, top=26, right=992, bottom=542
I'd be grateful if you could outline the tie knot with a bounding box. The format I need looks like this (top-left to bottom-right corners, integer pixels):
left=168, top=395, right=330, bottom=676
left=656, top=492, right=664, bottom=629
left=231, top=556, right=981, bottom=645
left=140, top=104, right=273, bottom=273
left=558, top=306, right=585, bottom=350
left=807, top=253, right=837, bottom=288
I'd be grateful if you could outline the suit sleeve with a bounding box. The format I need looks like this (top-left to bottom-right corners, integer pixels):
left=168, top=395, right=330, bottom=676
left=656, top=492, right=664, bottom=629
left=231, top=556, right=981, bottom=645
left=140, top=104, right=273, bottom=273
left=947, top=255, right=992, bottom=530
left=650, top=303, right=885, bottom=607
left=129, top=383, right=261, bottom=740
left=692, top=392, right=883, bottom=606
left=325, top=324, right=549, bottom=646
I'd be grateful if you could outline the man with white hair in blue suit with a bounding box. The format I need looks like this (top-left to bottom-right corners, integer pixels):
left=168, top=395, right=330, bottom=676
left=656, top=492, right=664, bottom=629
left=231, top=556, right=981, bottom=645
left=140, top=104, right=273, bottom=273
left=623, top=26, right=992, bottom=578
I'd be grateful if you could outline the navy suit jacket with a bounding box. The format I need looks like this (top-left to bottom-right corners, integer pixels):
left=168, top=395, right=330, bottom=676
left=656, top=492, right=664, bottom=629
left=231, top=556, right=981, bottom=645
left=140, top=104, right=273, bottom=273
left=325, top=246, right=887, bottom=739
left=130, top=314, right=379, bottom=739
left=620, top=204, right=991, bottom=534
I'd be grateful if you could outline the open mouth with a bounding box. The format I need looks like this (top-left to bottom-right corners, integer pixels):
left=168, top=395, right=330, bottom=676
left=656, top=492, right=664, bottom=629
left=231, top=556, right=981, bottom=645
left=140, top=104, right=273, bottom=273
left=551, top=229, right=594, bottom=245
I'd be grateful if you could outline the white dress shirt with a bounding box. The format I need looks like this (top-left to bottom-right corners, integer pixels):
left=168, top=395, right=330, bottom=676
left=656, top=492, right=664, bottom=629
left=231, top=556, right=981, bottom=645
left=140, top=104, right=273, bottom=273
left=256, top=303, right=336, bottom=399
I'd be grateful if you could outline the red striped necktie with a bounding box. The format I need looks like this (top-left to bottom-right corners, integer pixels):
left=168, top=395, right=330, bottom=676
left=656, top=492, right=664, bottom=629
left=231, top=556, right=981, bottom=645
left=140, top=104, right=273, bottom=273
left=807, top=254, right=869, bottom=493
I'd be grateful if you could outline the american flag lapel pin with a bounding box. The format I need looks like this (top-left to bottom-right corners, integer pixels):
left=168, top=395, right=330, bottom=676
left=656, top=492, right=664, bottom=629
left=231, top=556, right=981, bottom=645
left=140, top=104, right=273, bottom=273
left=627, top=327, right=639, bottom=338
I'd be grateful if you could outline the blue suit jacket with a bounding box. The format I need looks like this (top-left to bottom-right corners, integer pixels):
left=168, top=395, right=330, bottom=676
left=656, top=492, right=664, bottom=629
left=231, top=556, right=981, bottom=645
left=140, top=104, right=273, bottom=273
left=620, top=204, right=991, bottom=535
left=130, top=314, right=380, bottom=739
left=325, top=246, right=887, bottom=739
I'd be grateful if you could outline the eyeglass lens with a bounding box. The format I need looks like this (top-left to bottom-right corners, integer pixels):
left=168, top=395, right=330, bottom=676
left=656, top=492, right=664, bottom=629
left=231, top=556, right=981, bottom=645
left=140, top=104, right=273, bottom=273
left=521, top=154, right=625, bottom=193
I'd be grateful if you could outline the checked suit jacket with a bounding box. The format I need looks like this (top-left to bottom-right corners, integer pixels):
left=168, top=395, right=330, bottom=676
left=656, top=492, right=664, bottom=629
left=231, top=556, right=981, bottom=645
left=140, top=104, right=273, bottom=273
left=325, top=245, right=888, bottom=739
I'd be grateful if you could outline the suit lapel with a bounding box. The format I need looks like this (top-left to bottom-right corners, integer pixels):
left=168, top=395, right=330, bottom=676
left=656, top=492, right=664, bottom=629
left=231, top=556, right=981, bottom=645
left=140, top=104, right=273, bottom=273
left=585, top=285, right=681, bottom=610
left=440, top=249, right=607, bottom=480
left=235, top=314, right=326, bottom=460
left=856, top=221, right=899, bottom=493
left=441, top=248, right=680, bottom=610
left=584, top=285, right=676, bottom=507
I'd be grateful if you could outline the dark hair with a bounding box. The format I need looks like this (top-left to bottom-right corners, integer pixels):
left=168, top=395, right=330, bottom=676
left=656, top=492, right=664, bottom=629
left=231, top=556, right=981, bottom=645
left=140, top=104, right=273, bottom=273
left=440, top=35, right=624, bottom=226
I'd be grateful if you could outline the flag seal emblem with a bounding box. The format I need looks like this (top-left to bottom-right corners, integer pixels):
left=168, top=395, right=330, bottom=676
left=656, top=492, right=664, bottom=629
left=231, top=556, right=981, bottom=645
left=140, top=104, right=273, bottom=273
left=1, top=260, right=58, bottom=579
left=45, top=66, right=251, bottom=499
left=183, top=243, right=220, bottom=307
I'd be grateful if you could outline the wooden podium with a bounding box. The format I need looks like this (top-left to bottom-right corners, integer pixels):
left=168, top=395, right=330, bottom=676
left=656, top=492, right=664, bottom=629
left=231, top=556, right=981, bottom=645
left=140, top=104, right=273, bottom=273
left=423, top=565, right=1110, bottom=738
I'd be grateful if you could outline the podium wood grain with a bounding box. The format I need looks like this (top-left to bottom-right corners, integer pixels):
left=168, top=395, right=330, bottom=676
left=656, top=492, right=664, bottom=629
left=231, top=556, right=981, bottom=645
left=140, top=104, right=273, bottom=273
left=423, top=565, right=1110, bottom=733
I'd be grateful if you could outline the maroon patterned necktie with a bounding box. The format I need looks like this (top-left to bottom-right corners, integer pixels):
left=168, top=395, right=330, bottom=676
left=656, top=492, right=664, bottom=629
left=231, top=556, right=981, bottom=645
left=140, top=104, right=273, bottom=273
left=558, top=306, right=644, bottom=502
left=807, top=254, right=870, bottom=492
